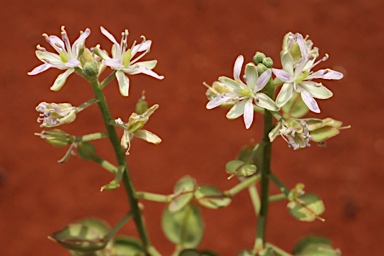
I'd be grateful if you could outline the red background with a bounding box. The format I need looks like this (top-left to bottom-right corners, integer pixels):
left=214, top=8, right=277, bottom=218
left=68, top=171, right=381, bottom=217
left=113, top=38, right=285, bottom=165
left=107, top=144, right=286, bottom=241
left=1, top=0, right=383, bottom=255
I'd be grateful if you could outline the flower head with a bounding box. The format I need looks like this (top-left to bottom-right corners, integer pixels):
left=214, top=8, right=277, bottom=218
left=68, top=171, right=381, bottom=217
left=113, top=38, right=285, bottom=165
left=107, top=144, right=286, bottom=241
left=95, top=27, right=164, bottom=96
left=115, top=104, right=161, bottom=154
left=206, top=55, right=278, bottom=129
left=28, top=26, right=91, bottom=91
left=273, top=33, right=343, bottom=113
left=269, top=119, right=311, bottom=150
left=36, top=102, right=77, bottom=127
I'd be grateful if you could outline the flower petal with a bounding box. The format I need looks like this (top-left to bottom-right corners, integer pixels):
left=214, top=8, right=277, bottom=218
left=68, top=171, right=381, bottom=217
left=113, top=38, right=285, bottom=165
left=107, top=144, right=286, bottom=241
left=72, top=28, right=91, bottom=48
left=226, top=100, right=246, bottom=119
left=105, top=58, right=123, bottom=69
left=276, top=82, right=294, bottom=107
left=50, top=68, right=74, bottom=91
left=127, top=66, right=164, bottom=80
left=300, top=82, right=333, bottom=99
left=255, top=69, right=272, bottom=92
left=301, top=89, right=320, bottom=113
left=35, top=51, right=65, bottom=67
left=218, top=76, right=241, bottom=89
left=245, top=63, right=258, bottom=88
left=132, top=40, right=152, bottom=56
left=116, top=71, right=130, bottom=96
left=135, top=60, right=157, bottom=69
left=307, top=69, right=343, bottom=80
left=233, top=55, right=244, bottom=80
left=243, top=98, right=254, bottom=129
left=296, top=33, right=307, bottom=60
left=134, top=129, right=162, bottom=144
left=256, top=93, right=279, bottom=111
left=28, top=63, right=53, bottom=75
left=206, top=94, right=232, bottom=109
left=272, top=68, right=291, bottom=83
left=100, top=26, right=119, bottom=45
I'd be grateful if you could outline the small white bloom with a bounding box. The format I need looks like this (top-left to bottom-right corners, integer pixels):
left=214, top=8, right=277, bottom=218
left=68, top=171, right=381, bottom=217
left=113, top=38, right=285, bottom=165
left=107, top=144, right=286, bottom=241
left=206, top=55, right=278, bottom=129
left=269, top=119, right=311, bottom=150
left=115, top=104, right=161, bottom=154
left=96, top=27, right=164, bottom=96
left=273, top=33, right=343, bottom=113
left=36, top=102, right=77, bottom=127
left=28, top=26, right=91, bottom=91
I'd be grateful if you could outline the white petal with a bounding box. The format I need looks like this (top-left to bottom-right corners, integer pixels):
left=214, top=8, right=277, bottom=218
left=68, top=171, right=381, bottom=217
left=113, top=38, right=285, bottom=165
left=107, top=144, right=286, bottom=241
left=50, top=69, right=74, bottom=91
left=124, top=66, right=164, bottom=80
left=301, top=90, right=320, bottom=113
left=226, top=100, right=246, bottom=119
left=35, top=51, right=64, bottom=67
left=296, top=33, right=307, bottom=60
left=135, top=60, right=157, bottom=69
left=281, top=53, right=294, bottom=75
left=233, top=55, right=244, bottom=80
left=307, top=69, right=343, bottom=80
left=255, top=69, right=272, bottom=92
left=116, top=71, right=130, bottom=96
left=275, top=83, right=294, bottom=107
left=299, top=82, right=333, bottom=99
left=243, top=98, right=254, bottom=129
left=100, top=26, right=119, bottom=45
left=272, top=69, right=291, bottom=82
left=218, top=76, right=241, bottom=89
left=206, top=94, right=232, bottom=109
left=73, top=28, right=91, bottom=47
left=134, top=130, right=161, bottom=144
left=65, top=58, right=81, bottom=68
left=105, top=58, right=123, bottom=69
left=28, top=63, right=53, bottom=75
left=256, top=93, right=279, bottom=111
left=132, top=40, right=152, bottom=56
left=245, top=63, right=258, bottom=88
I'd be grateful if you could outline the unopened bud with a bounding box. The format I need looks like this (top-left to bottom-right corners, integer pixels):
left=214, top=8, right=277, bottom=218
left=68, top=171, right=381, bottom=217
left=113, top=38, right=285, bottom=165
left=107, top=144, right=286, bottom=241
left=253, top=51, right=266, bottom=64
left=81, top=48, right=98, bottom=76
left=262, top=57, right=273, bottom=68
left=256, top=63, right=268, bottom=75
left=135, top=91, right=148, bottom=115
left=35, top=129, right=73, bottom=147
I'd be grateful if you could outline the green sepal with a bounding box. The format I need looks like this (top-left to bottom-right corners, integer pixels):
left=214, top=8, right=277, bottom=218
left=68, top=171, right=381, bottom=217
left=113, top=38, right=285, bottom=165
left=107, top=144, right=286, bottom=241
left=194, top=185, right=231, bottom=209
left=112, top=236, right=145, bottom=256
left=282, top=93, right=309, bottom=119
left=50, top=218, right=110, bottom=253
left=287, top=193, right=325, bottom=222
left=226, top=160, right=257, bottom=179
left=161, top=204, right=204, bottom=248
left=293, top=236, right=340, bottom=256
left=77, top=142, right=97, bottom=160
left=169, top=176, right=196, bottom=212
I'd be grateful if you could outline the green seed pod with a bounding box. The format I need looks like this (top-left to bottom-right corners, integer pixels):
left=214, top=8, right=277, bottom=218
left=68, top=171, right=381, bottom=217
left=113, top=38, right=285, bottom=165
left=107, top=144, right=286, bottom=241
left=136, top=93, right=148, bottom=115
left=36, top=129, right=73, bottom=147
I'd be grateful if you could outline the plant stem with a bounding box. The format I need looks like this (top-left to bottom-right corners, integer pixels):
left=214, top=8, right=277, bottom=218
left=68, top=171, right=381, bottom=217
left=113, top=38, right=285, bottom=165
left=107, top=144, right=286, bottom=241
left=136, top=191, right=172, bottom=203
left=104, top=211, right=134, bottom=242
left=224, top=175, right=260, bottom=197
left=254, top=81, right=275, bottom=252
left=268, top=193, right=286, bottom=202
left=268, top=173, right=290, bottom=197
left=248, top=184, right=261, bottom=215
left=86, top=75, right=153, bottom=251
left=265, top=243, right=292, bottom=256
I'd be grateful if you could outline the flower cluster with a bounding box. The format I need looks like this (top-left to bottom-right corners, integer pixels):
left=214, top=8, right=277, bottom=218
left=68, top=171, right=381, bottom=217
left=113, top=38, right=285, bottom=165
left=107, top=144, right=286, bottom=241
left=28, top=26, right=163, bottom=96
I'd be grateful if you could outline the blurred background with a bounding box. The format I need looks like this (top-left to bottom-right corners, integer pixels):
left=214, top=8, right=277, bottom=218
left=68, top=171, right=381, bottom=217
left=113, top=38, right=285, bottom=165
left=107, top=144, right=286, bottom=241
left=1, top=0, right=383, bottom=255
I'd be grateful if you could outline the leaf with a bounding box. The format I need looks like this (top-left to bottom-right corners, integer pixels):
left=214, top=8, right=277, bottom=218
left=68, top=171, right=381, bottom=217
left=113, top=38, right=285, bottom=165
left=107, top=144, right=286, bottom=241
left=162, top=204, right=204, bottom=248
left=226, top=160, right=257, bottom=179
left=112, top=236, right=145, bottom=256
left=287, top=193, right=325, bottom=222
left=194, top=185, right=231, bottom=209
left=293, top=236, right=341, bottom=256
left=169, top=176, right=196, bottom=213
left=50, top=218, right=110, bottom=252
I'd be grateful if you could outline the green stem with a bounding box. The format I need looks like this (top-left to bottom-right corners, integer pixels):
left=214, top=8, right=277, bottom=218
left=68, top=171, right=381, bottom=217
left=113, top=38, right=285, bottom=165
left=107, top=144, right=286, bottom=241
left=136, top=192, right=171, bottom=203
left=224, top=175, right=260, bottom=197
left=254, top=81, right=275, bottom=252
left=248, top=184, right=261, bottom=215
left=100, top=71, right=117, bottom=89
left=266, top=243, right=292, bottom=256
left=74, top=132, right=108, bottom=142
left=268, top=193, right=286, bottom=202
left=85, top=74, right=152, bottom=251
left=104, top=211, right=134, bottom=242
left=268, top=173, right=290, bottom=197
left=77, top=97, right=99, bottom=112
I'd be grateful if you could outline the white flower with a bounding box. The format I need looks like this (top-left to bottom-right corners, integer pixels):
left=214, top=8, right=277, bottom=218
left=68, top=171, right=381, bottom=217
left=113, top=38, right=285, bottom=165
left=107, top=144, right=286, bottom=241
left=115, top=104, right=161, bottom=155
left=28, top=26, right=91, bottom=91
left=206, top=55, right=278, bottom=129
left=36, top=102, right=77, bottom=127
left=96, top=27, right=164, bottom=96
left=273, top=33, right=343, bottom=113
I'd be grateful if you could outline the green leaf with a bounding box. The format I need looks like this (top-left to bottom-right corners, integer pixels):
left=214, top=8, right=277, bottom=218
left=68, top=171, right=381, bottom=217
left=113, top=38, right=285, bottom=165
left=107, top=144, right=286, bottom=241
left=112, top=236, right=145, bottom=256
left=226, top=160, right=257, bottom=179
left=169, top=176, right=196, bottom=213
left=51, top=218, right=110, bottom=252
left=293, top=236, right=341, bottom=256
left=162, top=204, right=204, bottom=248
left=194, top=185, right=231, bottom=209
left=287, top=193, right=325, bottom=222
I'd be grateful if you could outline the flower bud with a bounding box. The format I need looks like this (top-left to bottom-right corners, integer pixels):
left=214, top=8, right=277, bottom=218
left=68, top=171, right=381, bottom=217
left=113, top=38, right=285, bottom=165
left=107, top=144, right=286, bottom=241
left=135, top=92, right=148, bottom=115
left=253, top=51, right=266, bottom=64
left=262, top=57, right=273, bottom=68
left=256, top=63, right=268, bottom=75
left=35, top=129, right=73, bottom=147
left=36, top=102, right=77, bottom=127
left=81, top=48, right=98, bottom=76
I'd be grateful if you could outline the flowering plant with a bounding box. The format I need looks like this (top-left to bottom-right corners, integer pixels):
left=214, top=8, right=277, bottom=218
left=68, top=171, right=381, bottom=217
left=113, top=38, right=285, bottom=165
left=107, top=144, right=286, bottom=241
left=29, top=27, right=348, bottom=255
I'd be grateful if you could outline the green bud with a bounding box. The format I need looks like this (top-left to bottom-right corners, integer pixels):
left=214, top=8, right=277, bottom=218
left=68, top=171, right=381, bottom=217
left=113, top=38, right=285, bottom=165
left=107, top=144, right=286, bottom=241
left=77, top=142, right=97, bottom=160
left=135, top=92, right=148, bottom=115
left=253, top=51, right=266, bottom=64
left=35, top=129, right=73, bottom=147
left=81, top=48, right=99, bottom=77
left=262, top=57, right=273, bottom=68
left=256, top=63, right=268, bottom=75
